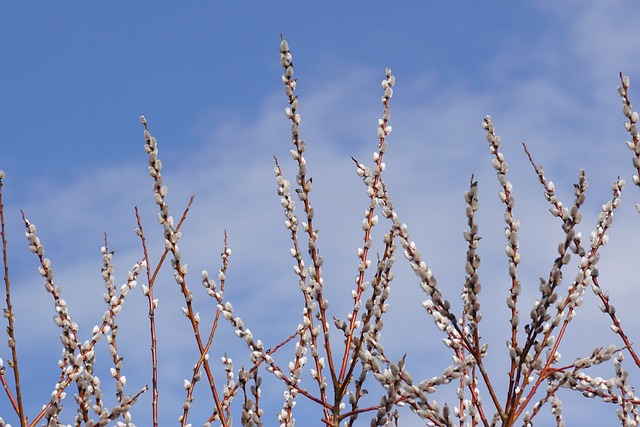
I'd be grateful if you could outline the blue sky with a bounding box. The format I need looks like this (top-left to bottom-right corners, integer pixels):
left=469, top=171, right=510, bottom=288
left=2, top=2, right=640, bottom=426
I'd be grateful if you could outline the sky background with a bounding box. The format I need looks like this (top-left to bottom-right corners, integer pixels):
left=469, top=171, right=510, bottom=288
left=2, top=2, right=640, bottom=426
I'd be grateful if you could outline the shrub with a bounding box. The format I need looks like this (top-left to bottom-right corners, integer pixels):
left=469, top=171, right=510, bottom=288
left=2, top=37, right=640, bottom=427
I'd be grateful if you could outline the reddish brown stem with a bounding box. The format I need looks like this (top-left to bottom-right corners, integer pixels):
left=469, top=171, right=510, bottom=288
left=0, top=176, right=26, bottom=426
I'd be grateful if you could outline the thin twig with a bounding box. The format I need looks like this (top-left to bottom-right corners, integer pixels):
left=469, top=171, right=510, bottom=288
left=0, top=172, right=26, bottom=426
left=135, top=206, right=158, bottom=427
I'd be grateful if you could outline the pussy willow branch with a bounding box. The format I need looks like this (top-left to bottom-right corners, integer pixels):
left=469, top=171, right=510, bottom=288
left=340, top=68, right=395, bottom=388
left=354, top=153, right=498, bottom=424
left=511, top=179, right=624, bottom=424
left=358, top=147, right=496, bottom=424
left=517, top=144, right=587, bottom=410
left=138, top=192, right=196, bottom=423
left=483, top=116, right=523, bottom=421
left=22, top=209, right=145, bottom=426
left=343, top=218, right=397, bottom=424
left=615, top=73, right=640, bottom=368
left=279, top=36, right=333, bottom=424
left=100, top=237, right=125, bottom=407
left=181, top=232, right=230, bottom=427
left=22, top=210, right=84, bottom=425
left=134, top=207, right=158, bottom=427
left=273, top=158, right=331, bottom=422
left=507, top=133, right=636, bottom=425
left=458, top=175, right=490, bottom=427
left=619, top=73, right=640, bottom=193
left=140, top=116, right=228, bottom=426
left=523, top=140, right=640, bottom=374
left=0, top=172, right=26, bottom=427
